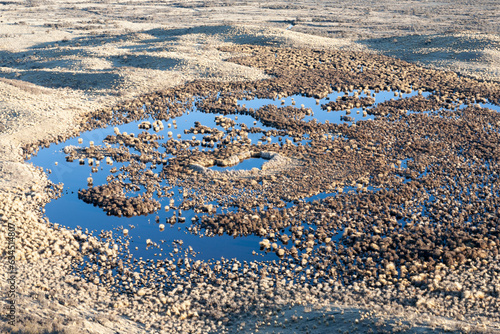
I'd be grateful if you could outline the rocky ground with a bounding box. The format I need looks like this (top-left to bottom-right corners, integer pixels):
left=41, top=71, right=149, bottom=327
left=1, top=1, right=500, bottom=333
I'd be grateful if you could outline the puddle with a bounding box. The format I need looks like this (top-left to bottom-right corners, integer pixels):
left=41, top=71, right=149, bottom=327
left=28, top=87, right=481, bottom=263
left=209, top=157, right=265, bottom=172
left=43, top=192, right=265, bottom=261
left=405, top=98, right=500, bottom=117
left=474, top=100, right=500, bottom=112
left=29, top=101, right=333, bottom=262
left=238, top=89, right=430, bottom=125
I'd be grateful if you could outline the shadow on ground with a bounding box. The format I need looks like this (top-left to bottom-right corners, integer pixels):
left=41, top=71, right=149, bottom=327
left=358, top=33, right=500, bottom=71
left=0, top=25, right=284, bottom=91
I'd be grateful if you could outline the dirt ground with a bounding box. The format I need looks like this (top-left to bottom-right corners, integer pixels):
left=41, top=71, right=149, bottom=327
left=1, top=0, right=500, bottom=333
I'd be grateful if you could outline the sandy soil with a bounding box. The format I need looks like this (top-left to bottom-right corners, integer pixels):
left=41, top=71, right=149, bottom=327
left=1, top=0, right=500, bottom=333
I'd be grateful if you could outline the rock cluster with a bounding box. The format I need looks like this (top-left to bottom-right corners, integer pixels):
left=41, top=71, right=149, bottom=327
left=78, top=181, right=161, bottom=217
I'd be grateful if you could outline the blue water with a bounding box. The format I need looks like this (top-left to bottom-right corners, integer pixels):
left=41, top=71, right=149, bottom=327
left=30, top=108, right=275, bottom=261
left=29, top=87, right=493, bottom=262
left=238, top=89, right=432, bottom=124
left=30, top=104, right=343, bottom=262
left=209, top=157, right=265, bottom=171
